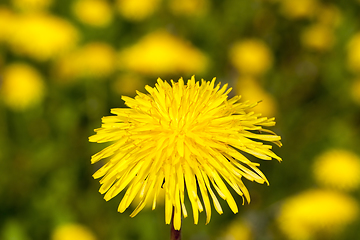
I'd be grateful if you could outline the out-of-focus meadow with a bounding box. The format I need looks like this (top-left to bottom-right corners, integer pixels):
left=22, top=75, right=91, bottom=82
left=1, top=0, right=360, bottom=239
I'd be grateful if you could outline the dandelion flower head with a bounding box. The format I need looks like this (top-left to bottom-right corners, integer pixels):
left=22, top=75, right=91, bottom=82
left=8, top=13, right=79, bottom=61
left=89, top=76, right=282, bottom=230
left=277, top=189, right=359, bottom=240
left=229, top=39, right=273, bottom=76
left=72, top=0, right=113, bottom=27
left=52, top=223, right=97, bottom=240
left=313, top=149, right=360, bottom=191
left=1, top=63, right=45, bottom=111
left=118, top=30, right=208, bottom=76
left=116, top=0, right=161, bottom=22
left=347, top=32, right=360, bottom=74
left=301, top=24, right=335, bottom=52
left=279, top=0, right=318, bottom=20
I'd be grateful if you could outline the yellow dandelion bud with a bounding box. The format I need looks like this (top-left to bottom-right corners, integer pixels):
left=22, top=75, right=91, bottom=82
left=1, top=63, right=45, bottom=111
left=277, top=189, right=359, bottom=240
left=116, top=0, right=161, bottom=21
left=118, top=30, right=208, bottom=76
left=313, top=149, right=360, bottom=191
left=301, top=24, right=335, bottom=52
left=90, top=76, right=282, bottom=230
left=169, top=0, right=209, bottom=16
left=280, top=0, right=319, bottom=20
left=52, top=224, right=97, bottom=240
left=8, top=13, right=79, bottom=61
left=347, top=32, right=360, bottom=74
left=235, top=76, right=277, bottom=117
left=11, top=0, right=53, bottom=12
left=72, top=0, right=113, bottom=27
left=229, top=39, right=273, bottom=76
left=54, top=42, right=117, bottom=81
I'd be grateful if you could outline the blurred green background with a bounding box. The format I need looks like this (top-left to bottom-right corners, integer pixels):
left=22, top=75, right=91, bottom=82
left=1, top=0, right=360, bottom=239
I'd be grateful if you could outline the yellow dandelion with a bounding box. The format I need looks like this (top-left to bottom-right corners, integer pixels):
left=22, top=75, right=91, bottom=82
left=347, top=32, right=360, bottom=74
left=301, top=24, right=335, bottom=52
left=54, top=42, right=117, bottom=81
left=313, top=149, right=360, bottom=191
left=279, top=0, right=318, bottom=20
left=169, top=0, right=209, bottom=16
left=1, top=63, right=45, bottom=111
left=116, top=0, right=161, bottom=21
left=52, top=223, right=97, bottom=240
left=0, top=7, right=15, bottom=43
left=72, top=0, right=113, bottom=27
left=229, top=39, right=273, bottom=76
left=277, top=189, right=359, bottom=240
left=316, top=4, right=342, bottom=27
left=220, top=217, right=253, bottom=240
left=89, top=76, right=282, bottom=230
left=11, top=0, right=53, bottom=12
left=118, top=30, right=208, bottom=76
left=235, top=76, right=277, bottom=117
left=8, top=13, right=79, bottom=61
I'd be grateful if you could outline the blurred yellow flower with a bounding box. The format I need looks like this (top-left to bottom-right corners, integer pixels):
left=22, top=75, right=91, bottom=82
left=235, top=76, right=277, bottom=117
left=229, top=39, right=273, bottom=76
left=118, top=30, right=208, bottom=76
left=347, top=32, right=360, bottom=74
left=11, top=0, right=53, bottom=12
left=350, top=78, right=360, bottom=105
left=313, top=149, right=360, bottom=191
left=116, top=0, right=161, bottom=21
left=112, top=73, right=146, bottom=96
left=169, top=0, right=209, bottom=16
left=220, top=218, right=253, bottom=240
left=90, top=76, right=282, bottom=230
left=301, top=24, right=335, bottom=52
left=8, top=13, right=79, bottom=61
left=54, top=42, right=117, bottom=81
left=277, top=189, right=358, bottom=240
left=52, top=223, right=96, bottom=240
left=316, top=4, right=342, bottom=27
left=0, top=7, right=15, bottom=43
left=279, top=0, right=318, bottom=19
left=1, top=63, right=45, bottom=111
left=72, top=0, right=113, bottom=27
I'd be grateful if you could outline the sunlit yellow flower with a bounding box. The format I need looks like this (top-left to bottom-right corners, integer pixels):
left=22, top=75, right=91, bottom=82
left=301, top=24, right=335, bottom=52
left=1, top=63, right=45, bottom=111
left=235, top=76, right=277, bottom=117
left=11, top=0, right=53, bottom=12
left=229, top=39, right=273, bottom=76
left=72, top=0, right=113, bottom=27
left=54, top=42, right=117, bottom=81
left=350, top=78, right=360, bottom=105
left=52, top=223, right=97, bottom=240
left=347, top=32, right=360, bottom=74
left=169, top=0, right=209, bottom=16
left=277, top=189, right=358, bottom=240
left=220, top=217, right=253, bottom=240
left=8, top=13, right=79, bottom=61
left=112, top=73, right=146, bottom=96
left=0, top=7, right=15, bottom=43
left=116, top=0, right=161, bottom=21
left=89, top=76, right=282, bottom=230
left=118, top=30, right=208, bottom=76
left=313, top=149, right=360, bottom=191
left=279, top=0, right=318, bottom=19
